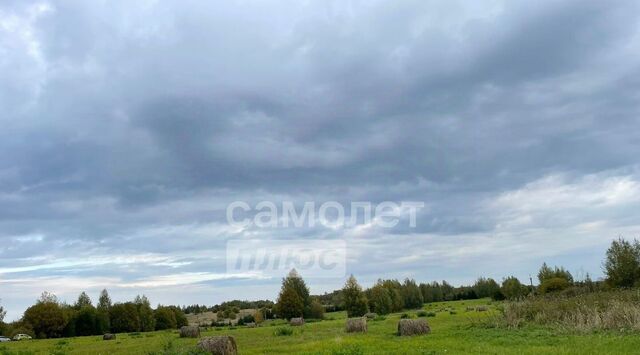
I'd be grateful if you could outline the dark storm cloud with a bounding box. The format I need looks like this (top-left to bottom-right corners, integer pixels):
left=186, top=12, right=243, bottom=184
left=1, top=0, right=640, bottom=319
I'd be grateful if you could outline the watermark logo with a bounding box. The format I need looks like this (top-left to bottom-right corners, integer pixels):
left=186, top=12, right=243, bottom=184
left=226, top=239, right=346, bottom=278
left=226, top=201, right=424, bottom=229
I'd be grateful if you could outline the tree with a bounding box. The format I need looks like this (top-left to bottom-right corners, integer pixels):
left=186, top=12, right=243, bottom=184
left=401, top=279, right=424, bottom=309
left=379, top=279, right=404, bottom=311
left=98, top=289, right=112, bottom=310
left=154, top=306, right=177, bottom=330
left=276, top=285, right=304, bottom=320
left=538, top=263, right=573, bottom=284
left=74, top=292, right=92, bottom=309
left=61, top=306, right=77, bottom=337
left=134, top=295, right=155, bottom=332
left=342, top=275, right=368, bottom=317
left=368, top=284, right=392, bottom=315
left=473, top=278, right=501, bottom=299
left=96, top=289, right=111, bottom=334
left=604, top=238, right=640, bottom=288
left=23, top=294, right=67, bottom=338
left=283, top=269, right=311, bottom=317
left=110, top=303, right=140, bottom=333
left=254, top=309, right=264, bottom=324
left=537, top=263, right=573, bottom=293
left=309, top=298, right=325, bottom=319
left=420, top=282, right=444, bottom=303
left=276, top=269, right=310, bottom=319
left=74, top=306, right=97, bottom=336
left=39, top=291, right=58, bottom=304
left=167, top=306, right=188, bottom=328
left=0, top=300, right=6, bottom=336
left=0, top=301, right=6, bottom=324
left=501, top=276, right=527, bottom=300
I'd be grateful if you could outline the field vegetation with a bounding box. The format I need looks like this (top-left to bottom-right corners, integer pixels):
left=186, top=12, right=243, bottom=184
left=1, top=237, right=640, bottom=353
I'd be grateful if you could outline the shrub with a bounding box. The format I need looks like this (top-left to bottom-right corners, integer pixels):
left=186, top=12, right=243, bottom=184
left=273, top=326, right=294, bottom=336
left=416, top=311, right=428, bottom=317
left=309, top=299, right=325, bottom=320
left=539, top=277, right=571, bottom=294
left=501, top=276, right=528, bottom=300
left=400, top=313, right=411, bottom=319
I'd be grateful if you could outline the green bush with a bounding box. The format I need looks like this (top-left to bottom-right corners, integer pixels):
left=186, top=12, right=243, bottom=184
left=273, top=326, right=294, bottom=336
left=539, top=277, right=571, bottom=294
left=416, top=310, right=428, bottom=317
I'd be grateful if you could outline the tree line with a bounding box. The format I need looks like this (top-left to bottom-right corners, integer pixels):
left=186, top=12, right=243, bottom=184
left=0, top=290, right=187, bottom=339
left=2, top=237, right=639, bottom=335
left=281, top=237, right=640, bottom=318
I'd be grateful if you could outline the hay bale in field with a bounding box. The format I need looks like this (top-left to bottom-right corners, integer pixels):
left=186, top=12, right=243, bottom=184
left=197, top=336, right=238, bottom=355
left=103, top=333, right=116, bottom=340
left=345, top=317, right=367, bottom=333
left=290, top=317, right=304, bottom=326
left=365, top=312, right=377, bottom=320
left=245, top=322, right=256, bottom=328
left=475, top=306, right=488, bottom=312
left=466, top=306, right=475, bottom=312
left=397, top=319, right=430, bottom=336
left=180, top=325, right=200, bottom=338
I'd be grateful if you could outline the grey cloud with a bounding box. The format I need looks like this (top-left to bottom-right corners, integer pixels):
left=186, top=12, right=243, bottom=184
left=1, top=0, right=640, bottom=320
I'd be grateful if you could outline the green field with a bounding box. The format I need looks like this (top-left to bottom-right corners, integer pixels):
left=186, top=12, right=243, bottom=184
left=2, top=298, right=638, bottom=354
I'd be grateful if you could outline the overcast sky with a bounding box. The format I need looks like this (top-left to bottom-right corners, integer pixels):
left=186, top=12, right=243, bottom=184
left=1, top=0, right=640, bottom=320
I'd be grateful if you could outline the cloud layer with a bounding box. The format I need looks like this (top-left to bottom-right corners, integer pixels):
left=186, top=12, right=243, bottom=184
left=1, top=0, right=640, bottom=320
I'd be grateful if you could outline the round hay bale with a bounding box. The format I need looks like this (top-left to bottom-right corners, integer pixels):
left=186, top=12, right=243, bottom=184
left=103, top=333, right=116, bottom=340
left=197, top=336, right=238, bottom=355
left=345, top=317, right=367, bottom=333
left=365, top=312, right=377, bottom=320
left=475, top=306, right=488, bottom=312
left=245, top=322, right=256, bottom=328
left=397, top=319, right=430, bottom=336
left=290, top=317, right=304, bottom=326
left=180, top=325, right=200, bottom=338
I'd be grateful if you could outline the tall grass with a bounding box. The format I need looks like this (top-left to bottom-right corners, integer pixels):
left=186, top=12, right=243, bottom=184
left=499, top=289, right=640, bottom=332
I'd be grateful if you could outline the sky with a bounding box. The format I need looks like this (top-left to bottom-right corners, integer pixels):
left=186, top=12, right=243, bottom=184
left=1, top=0, right=640, bottom=321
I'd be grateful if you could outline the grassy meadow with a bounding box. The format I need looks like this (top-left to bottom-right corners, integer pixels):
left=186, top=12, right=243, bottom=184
left=2, top=298, right=639, bottom=354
